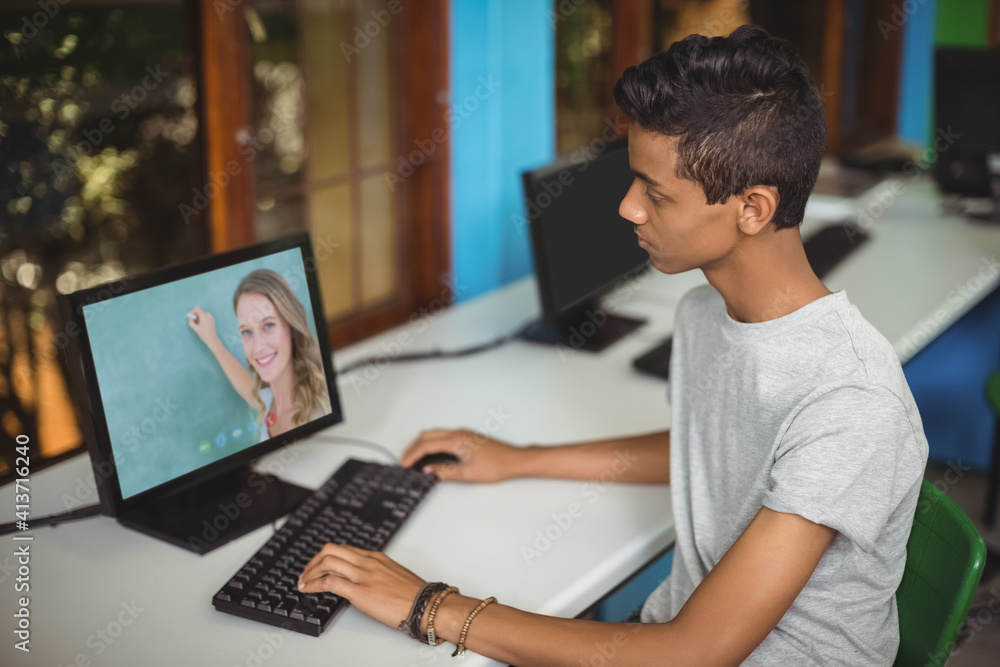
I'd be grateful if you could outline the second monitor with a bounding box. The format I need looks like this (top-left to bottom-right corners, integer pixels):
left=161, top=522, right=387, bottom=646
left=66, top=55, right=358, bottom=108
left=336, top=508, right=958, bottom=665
left=521, top=138, right=649, bottom=352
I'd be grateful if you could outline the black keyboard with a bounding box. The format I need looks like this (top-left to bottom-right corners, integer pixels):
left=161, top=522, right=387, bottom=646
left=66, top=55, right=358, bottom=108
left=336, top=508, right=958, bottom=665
left=802, top=222, right=869, bottom=280
left=632, top=336, right=673, bottom=380
left=212, top=459, right=437, bottom=636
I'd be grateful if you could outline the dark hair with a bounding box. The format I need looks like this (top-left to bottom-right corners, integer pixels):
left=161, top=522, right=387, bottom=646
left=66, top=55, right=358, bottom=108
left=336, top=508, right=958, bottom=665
left=613, top=25, right=826, bottom=229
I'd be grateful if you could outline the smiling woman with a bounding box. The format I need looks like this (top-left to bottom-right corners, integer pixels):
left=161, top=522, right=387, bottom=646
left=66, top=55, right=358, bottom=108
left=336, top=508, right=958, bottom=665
left=188, top=269, right=331, bottom=441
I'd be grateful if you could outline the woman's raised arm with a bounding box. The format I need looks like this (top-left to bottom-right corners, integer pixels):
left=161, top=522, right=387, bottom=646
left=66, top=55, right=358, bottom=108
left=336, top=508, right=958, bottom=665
left=188, top=305, right=256, bottom=406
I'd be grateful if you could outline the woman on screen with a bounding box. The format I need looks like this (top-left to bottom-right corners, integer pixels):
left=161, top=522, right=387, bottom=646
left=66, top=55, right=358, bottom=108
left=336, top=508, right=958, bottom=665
left=188, top=269, right=331, bottom=441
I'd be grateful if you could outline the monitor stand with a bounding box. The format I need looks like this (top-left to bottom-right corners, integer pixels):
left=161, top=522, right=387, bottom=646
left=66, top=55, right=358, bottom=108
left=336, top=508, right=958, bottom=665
left=117, top=464, right=312, bottom=555
left=521, top=303, right=645, bottom=353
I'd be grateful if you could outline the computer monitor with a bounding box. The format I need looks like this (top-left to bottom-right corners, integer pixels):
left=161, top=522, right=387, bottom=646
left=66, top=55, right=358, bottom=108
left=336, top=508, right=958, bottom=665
left=520, top=138, right=649, bottom=352
left=934, top=47, right=1000, bottom=219
left=60, top=234, right=342, bottom=554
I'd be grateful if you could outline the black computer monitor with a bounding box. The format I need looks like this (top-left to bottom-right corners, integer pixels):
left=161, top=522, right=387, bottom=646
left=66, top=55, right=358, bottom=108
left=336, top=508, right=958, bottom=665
left=520, top=139, right=649, bottom=352
left=60, top=234, right=342, bottom=554
left=934, top=47, right=1000, bottom=218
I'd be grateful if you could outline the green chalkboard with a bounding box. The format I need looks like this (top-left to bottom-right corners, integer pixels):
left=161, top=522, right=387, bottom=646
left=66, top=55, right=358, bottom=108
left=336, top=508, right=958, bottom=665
left=84, top=248, right=320, bottom=498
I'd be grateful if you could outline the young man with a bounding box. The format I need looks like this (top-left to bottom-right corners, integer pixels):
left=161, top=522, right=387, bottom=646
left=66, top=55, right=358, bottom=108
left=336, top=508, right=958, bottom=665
left=299, top=25, right=928, bottom=666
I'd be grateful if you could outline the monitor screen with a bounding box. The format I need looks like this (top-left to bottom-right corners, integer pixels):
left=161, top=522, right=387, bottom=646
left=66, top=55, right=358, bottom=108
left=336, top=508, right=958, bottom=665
left=73, top=241, right=339, bottom=500
left=934, top=47, right=1000, bottom=198
left=523, top=140, right=649, bottom=317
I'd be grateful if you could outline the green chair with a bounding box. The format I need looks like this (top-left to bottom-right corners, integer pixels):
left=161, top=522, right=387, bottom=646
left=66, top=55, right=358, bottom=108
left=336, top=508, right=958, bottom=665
left=894, top=480, right=987, bottom=667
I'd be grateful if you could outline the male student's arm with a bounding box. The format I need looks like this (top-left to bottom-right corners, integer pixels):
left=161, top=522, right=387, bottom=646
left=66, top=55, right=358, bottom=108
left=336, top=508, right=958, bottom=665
left=299, top=506, right=835, bottom=666
left=399, top=428, right=671, bottom=485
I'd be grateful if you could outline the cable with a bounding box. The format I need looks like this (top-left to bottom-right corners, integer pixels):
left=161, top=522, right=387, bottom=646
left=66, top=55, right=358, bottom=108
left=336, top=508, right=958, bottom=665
left=0, top=503, right=103, bottom=536
left=0, top=438, right=398, bottom=537
left=335, top=320, right=533, bottom=376
left=310, top=434, right=399, bottom=463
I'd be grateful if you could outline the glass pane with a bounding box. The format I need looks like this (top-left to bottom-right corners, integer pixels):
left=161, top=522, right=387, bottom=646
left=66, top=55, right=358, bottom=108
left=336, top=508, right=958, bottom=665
left=555, top=0, right=614, bottom=154
left=309, top=183, right=354, bottom=318
left=302, top=0, right=351, bottom=181
left=355, top=0, right=395, bottom=169
left=255, top=194, right=306, bottom=241
left=359, top=174, right=397, bottom=305
left=246, top=0, right=308, bottom=195
left=0, top=1, right=206, bottom=477
left=654, top=0, right=750, bottom=49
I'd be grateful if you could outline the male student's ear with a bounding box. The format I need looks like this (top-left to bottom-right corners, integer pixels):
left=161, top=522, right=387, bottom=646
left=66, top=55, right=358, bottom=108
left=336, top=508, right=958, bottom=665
left=735, top=185, right=779, bottom=236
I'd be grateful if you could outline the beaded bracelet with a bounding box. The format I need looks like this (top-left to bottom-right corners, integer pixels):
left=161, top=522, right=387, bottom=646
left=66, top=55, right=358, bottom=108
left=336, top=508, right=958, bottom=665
left=452, top=596, right=497, bottom=657
left=425, top=586, right=458, bottom=646
left=398, top=582, right=448, bottom=642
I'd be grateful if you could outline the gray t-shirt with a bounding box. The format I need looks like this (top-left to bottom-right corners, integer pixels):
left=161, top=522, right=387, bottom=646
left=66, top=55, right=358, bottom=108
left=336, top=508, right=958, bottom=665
left=640, top=285, right=928, bottom=666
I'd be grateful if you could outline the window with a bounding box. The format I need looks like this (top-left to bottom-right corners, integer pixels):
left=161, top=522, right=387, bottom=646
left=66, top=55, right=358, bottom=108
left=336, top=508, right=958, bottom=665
left=0, top=0, right=207, bottom=477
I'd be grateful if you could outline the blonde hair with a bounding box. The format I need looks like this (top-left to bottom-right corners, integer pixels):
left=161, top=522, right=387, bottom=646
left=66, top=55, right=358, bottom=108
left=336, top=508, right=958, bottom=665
left=233, top=269, right=330, bottom=429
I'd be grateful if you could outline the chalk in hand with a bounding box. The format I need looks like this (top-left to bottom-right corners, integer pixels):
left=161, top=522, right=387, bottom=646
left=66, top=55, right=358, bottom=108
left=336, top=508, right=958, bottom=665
left=188, top=312, right=198, bottom=324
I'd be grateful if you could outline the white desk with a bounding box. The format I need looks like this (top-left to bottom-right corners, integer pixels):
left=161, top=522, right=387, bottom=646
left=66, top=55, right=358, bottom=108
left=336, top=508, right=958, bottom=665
left=4, top=176, right=1000, bottom=667
left=0, top=275, right=678, bottom=667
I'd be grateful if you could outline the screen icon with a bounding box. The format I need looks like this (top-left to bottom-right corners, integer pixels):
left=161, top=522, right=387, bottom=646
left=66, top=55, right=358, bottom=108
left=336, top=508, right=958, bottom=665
left=198, top=440, right=211, bottom=454
left=231, top=427, right=243, bottom=441
left=215, top=433, right=227, bottom=448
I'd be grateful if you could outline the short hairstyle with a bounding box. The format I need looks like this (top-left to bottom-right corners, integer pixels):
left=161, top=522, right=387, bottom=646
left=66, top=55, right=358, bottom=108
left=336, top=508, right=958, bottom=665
left=613, top=25, right=826, bottom=229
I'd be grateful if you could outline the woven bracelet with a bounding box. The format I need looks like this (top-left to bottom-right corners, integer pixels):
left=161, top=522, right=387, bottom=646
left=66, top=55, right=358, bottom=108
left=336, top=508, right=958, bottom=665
left=398, top=582, right=448, bottom=642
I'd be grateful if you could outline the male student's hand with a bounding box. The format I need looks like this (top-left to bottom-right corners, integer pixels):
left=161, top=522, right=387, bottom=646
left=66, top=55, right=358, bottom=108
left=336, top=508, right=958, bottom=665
left=400, top=429, right=525, bottom=483
left=297, top=544, right=426, bottom=629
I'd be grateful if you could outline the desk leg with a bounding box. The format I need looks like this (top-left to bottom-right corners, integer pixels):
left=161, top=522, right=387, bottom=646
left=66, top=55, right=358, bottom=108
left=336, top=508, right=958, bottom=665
left=986, top=418, right=1000, bottom=528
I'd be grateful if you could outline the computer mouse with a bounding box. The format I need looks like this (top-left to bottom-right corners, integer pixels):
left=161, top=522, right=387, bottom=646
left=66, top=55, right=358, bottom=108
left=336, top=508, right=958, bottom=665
left=409, top=452, right=460, bottom=471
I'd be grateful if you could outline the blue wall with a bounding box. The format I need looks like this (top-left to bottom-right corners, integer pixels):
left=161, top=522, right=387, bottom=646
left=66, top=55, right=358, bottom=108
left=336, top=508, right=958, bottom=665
left=896, top=0, right=937, bottom=144
left=449, top=0, right=555, bottom=302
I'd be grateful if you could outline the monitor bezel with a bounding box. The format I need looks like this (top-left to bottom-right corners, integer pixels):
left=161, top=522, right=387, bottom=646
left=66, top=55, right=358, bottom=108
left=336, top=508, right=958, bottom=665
left=521, top=138, right=647, bottom=319
left=933, top=46, right=1000, bottom=198
left=60, top=233, right=343, bottom=517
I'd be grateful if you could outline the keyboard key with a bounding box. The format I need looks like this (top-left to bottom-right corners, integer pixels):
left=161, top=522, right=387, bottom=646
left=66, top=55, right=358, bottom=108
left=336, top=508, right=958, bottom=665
left=211, top=459, right=437, bottom=637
